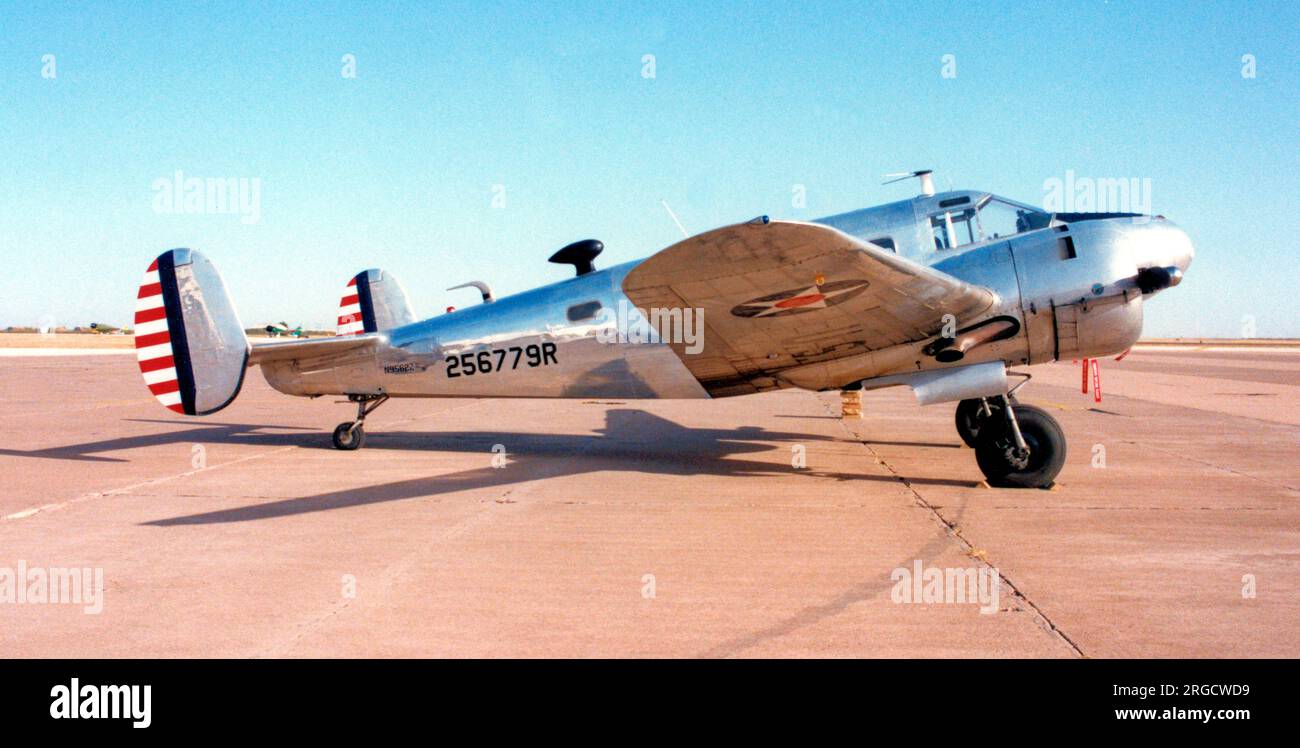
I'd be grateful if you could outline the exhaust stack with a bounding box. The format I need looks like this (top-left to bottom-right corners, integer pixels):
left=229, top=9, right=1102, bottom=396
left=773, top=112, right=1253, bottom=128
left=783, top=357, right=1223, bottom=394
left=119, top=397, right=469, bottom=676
left=924, top=317, right=1020, bottom=363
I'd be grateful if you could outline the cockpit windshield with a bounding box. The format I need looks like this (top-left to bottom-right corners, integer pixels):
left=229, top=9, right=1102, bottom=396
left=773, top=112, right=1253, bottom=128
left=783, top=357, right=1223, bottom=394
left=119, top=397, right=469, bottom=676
left=930, top=195, right=1049, bottom=251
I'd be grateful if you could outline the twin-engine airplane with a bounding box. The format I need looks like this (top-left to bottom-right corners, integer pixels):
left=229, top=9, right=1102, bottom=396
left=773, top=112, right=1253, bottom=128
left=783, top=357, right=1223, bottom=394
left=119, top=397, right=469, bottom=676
left=133, top=172, right=1192, bottom=488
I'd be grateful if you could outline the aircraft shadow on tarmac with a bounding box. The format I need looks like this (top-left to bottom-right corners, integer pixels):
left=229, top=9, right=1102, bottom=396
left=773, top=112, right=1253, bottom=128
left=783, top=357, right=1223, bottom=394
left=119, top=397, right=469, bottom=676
left=131, top=408, right=977, bottom=525
left=0, top=421, right=317, bottom=463
left=1, top=405, right=983, bottom=654
left=0, top=407, right=975, bottom=524
left=131, top=406, right=980, bottom=657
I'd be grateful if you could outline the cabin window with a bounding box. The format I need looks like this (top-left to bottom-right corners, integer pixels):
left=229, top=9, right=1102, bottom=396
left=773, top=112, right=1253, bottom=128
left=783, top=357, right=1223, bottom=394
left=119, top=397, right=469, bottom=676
left=566, top=300, right=603, bottom=322
left=868, top=236, right=895, bottom=252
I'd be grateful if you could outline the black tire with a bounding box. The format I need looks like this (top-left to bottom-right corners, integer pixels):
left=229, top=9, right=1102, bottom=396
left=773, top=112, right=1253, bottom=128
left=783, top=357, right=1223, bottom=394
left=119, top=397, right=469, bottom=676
left=954, top=396, right=1014, bottom=448
left=974, top=404, right=1066, bottom=488
left=332, top=422, right=365, bottom=451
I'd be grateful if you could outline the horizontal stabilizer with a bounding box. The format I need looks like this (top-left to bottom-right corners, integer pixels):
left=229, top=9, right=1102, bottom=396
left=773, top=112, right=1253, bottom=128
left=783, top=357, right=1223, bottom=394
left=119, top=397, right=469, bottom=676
left=249, top=334, right=381, bottom=365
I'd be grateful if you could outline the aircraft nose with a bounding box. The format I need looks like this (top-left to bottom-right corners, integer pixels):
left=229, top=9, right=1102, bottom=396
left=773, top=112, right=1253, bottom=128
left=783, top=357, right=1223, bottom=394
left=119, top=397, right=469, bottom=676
left=1165, top=222, right=1194, bottom=285
left=1132, top=218, right=1193, bottom=292
left=1166, top=221, right=1194, bottom=274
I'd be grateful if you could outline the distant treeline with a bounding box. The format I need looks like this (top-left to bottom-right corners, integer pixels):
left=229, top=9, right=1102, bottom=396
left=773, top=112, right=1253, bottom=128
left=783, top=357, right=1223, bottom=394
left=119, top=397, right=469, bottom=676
left=2, top=326, right=131, bottom=334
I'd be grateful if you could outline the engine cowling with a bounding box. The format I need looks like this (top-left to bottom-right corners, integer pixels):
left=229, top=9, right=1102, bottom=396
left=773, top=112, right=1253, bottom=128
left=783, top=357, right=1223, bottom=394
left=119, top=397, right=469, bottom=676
left=1053, top=292, right=1143, bottom=361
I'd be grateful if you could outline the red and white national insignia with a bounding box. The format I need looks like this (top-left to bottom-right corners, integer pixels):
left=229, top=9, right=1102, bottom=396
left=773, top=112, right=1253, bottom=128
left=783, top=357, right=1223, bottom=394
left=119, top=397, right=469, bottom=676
left=730, top=279, right=870, bottom=318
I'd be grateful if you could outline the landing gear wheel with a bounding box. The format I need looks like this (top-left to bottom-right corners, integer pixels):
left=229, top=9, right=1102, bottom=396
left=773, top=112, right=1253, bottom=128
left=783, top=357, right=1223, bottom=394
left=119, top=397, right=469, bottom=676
left=955, top=395, right=1015, bottom=448
left=332, top=422, right=365, bottom=451
left=974, top=403, right=1065, bottom=488
left=330, top=394, right=387, bottom=451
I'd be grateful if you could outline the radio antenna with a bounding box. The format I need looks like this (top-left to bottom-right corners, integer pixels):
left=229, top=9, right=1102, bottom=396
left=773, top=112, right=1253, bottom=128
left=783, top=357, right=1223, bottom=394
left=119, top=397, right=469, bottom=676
left=882, top=169, right=936, bottom=196
left=660, top=199, right=690, bottom=239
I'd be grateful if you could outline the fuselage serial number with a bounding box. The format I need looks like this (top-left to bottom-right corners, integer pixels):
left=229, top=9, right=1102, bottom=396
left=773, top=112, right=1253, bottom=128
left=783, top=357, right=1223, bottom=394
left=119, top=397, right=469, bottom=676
left=445, top=342, right=558, bottom=377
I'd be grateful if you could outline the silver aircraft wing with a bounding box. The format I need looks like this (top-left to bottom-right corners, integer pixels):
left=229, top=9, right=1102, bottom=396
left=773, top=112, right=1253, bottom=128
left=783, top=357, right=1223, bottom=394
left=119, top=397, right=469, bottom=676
left=621, top=219, right=997, bottom=397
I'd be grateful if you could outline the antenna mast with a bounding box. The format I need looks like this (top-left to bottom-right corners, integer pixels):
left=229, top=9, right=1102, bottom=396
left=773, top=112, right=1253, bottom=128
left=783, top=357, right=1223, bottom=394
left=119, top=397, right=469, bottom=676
left=883, top=169, right=936, bottom=196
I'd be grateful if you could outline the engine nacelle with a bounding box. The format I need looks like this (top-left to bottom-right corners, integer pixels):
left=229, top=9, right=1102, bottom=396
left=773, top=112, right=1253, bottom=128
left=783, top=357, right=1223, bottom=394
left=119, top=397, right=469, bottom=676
left=1053, top=292, right=1143, bottom=361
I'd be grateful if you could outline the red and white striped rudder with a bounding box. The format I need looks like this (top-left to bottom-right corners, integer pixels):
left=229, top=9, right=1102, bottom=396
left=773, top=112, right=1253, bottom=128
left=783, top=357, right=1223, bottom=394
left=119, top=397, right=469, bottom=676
left=135, top=258, right=184, bottom=412
left=134, top=249, right=250, bottom=416
left=336, top=269, right=415, bottom=336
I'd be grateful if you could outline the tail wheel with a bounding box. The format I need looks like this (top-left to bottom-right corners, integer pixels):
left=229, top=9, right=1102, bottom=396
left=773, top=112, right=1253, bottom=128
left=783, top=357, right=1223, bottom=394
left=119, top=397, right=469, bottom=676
left=332, top=423, right=365, bottom=451
left=974, top=403, right=1066, bottom=488
left=954, top=395, right=1015, bottom=448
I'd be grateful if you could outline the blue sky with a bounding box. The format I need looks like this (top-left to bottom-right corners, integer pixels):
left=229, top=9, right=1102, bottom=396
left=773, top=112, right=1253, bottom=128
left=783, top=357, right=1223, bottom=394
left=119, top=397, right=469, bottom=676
left=0, top=0, right=1296, bottom=337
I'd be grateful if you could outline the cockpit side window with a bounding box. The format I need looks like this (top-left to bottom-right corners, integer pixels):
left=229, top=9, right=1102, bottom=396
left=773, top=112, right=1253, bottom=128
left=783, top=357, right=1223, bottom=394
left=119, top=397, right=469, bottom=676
left=930, top=196, right=1050, bottom=250
left=930, top=209, right=977, bottom=250
left=978, top=198, right=1039, bottom=240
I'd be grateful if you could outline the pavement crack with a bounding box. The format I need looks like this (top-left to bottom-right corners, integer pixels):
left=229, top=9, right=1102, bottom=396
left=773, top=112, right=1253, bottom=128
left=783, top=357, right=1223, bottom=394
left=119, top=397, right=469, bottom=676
left=829, top=398, right=1088, bottom=659
left=863, top=438, right=1087, bottom=657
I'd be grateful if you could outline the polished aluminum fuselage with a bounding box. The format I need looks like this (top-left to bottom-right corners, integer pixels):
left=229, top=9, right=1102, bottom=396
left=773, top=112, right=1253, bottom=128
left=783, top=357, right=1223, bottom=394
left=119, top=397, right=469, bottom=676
left=260, top=191, right=1194, bottom=401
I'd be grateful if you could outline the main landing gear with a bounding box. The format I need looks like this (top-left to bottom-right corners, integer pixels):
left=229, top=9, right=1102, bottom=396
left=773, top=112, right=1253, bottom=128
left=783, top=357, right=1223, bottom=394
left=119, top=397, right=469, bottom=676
left=332, top=394, right=389, bottom=451
left=954, top=394, right=1014, bottom=448
left=955, top=379, right=1065, bottom=488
